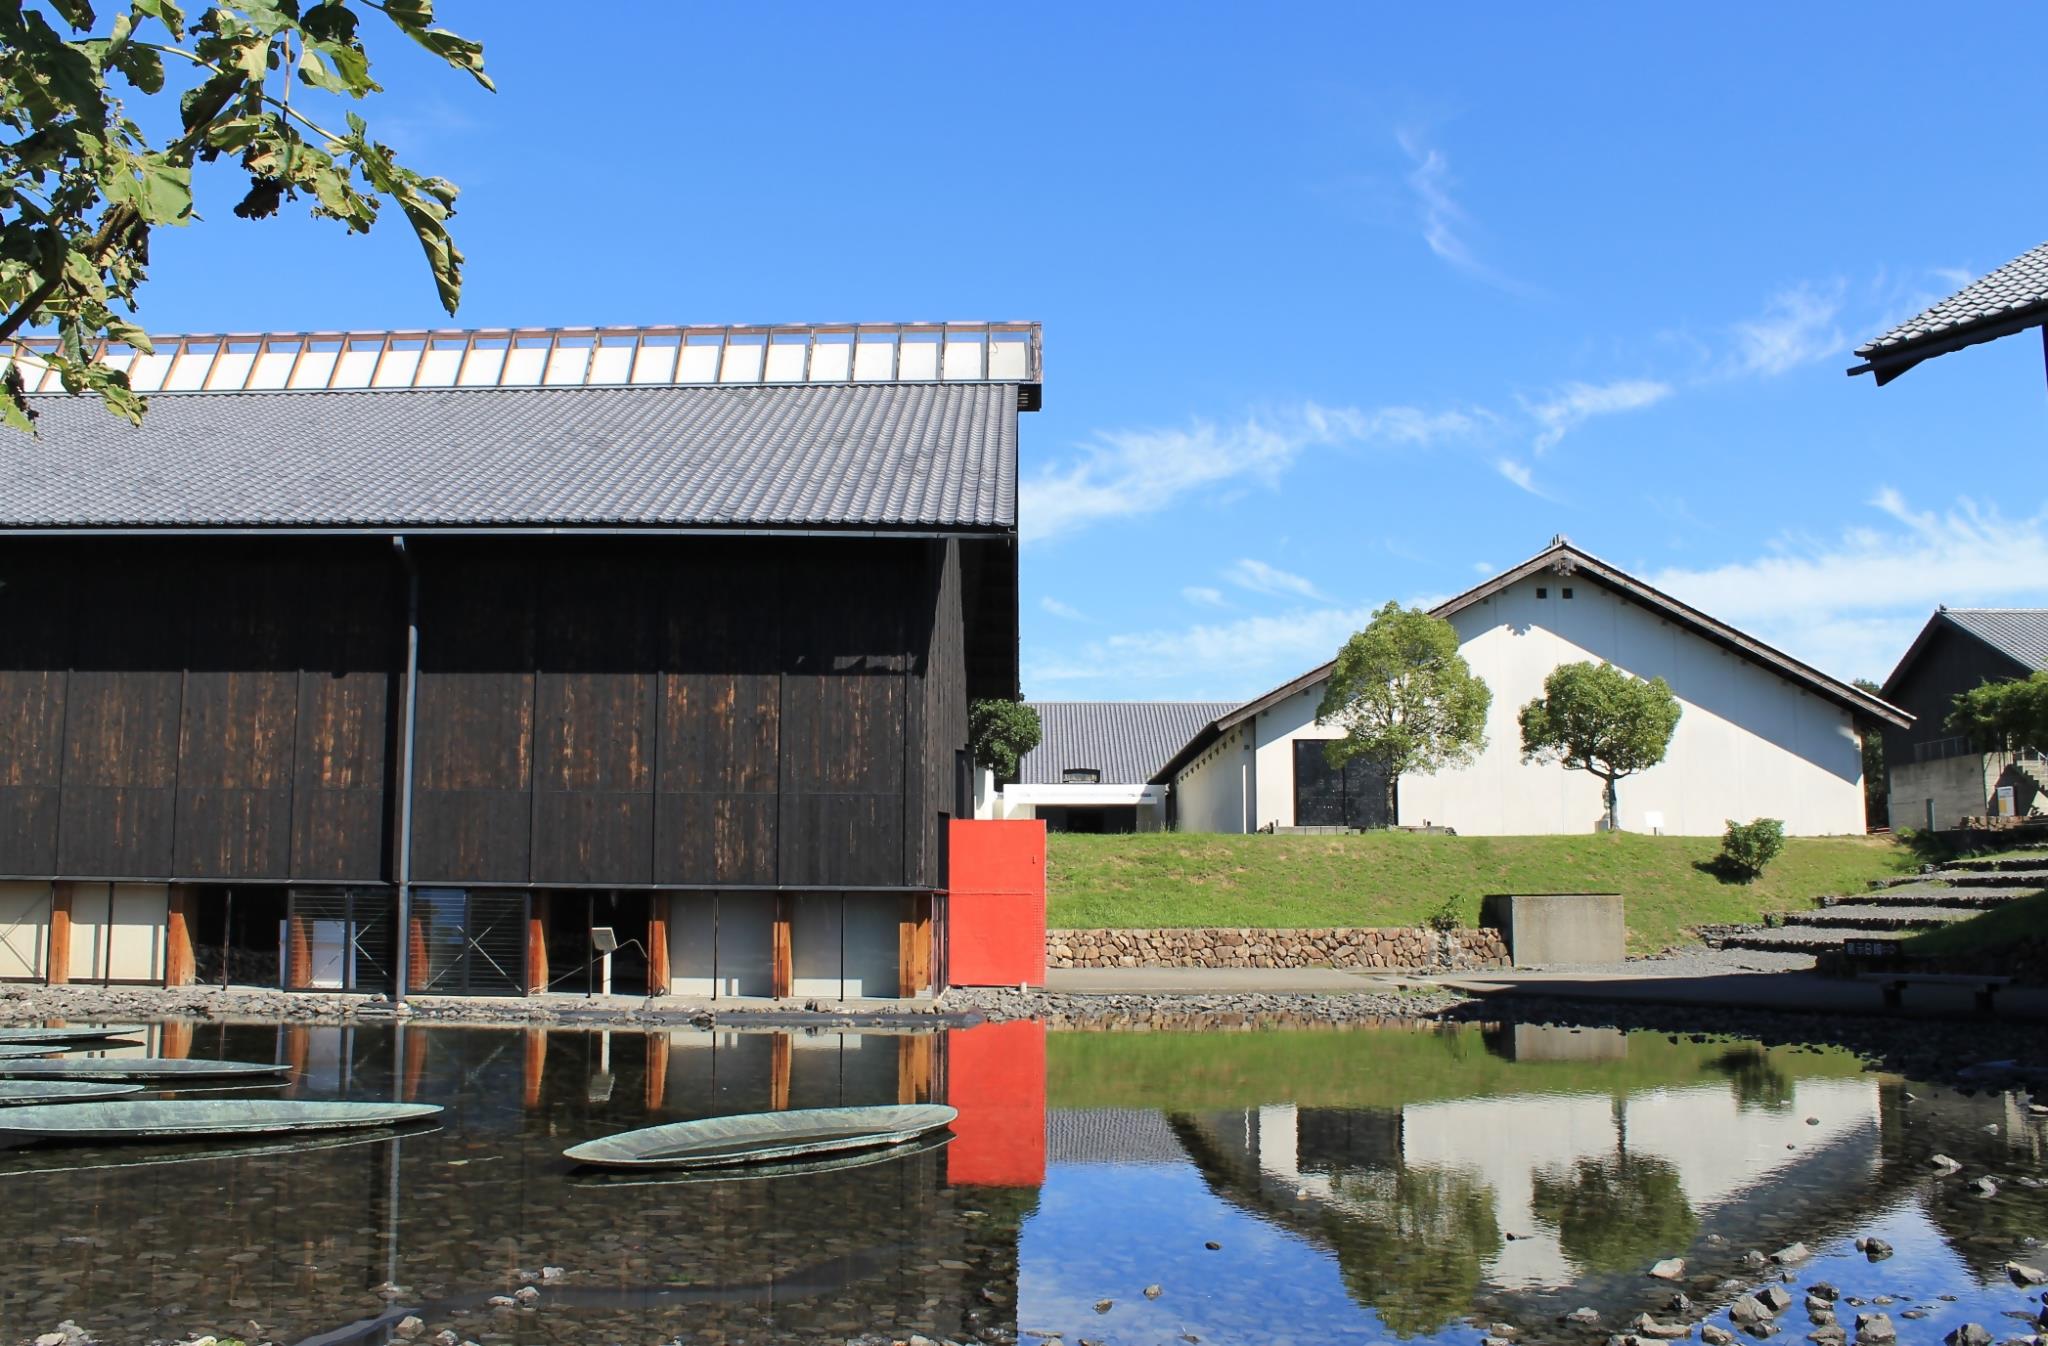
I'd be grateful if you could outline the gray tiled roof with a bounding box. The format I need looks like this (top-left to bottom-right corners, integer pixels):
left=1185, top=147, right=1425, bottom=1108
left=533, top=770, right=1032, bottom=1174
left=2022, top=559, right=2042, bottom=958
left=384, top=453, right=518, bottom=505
left=1856, top=243, right=2048, bottom=358
left=1942, top=609, right=2048, bottom=672
left=1, top=382, right=1017, bottom=530
left=1020, top=701, right=1240, bottom=785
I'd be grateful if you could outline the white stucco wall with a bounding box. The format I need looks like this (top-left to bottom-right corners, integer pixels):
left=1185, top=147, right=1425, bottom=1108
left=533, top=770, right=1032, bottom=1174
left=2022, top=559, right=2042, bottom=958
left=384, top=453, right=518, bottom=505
left=1171, top=724, right=1256, bottom=832
left=1191, top=574, right=1867, bottom=837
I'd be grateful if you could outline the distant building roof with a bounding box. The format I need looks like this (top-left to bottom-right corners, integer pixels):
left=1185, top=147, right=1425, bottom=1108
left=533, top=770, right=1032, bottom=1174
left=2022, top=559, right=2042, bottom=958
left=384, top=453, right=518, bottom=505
left=1151, top=537, right=1911, bottom=784
left=1020, top=701, right=1240, bottom=785
left=1850, top=242, right=2048, bottom=384
left=1883, top=608, right=2048, bottom=701
left=0, top=381, right=1018, bottom=532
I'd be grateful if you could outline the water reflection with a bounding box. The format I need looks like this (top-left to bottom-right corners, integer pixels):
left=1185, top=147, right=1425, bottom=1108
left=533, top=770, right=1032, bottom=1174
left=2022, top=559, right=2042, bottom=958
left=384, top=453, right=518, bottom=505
left=0, top=1017, right=2039, bottom=1346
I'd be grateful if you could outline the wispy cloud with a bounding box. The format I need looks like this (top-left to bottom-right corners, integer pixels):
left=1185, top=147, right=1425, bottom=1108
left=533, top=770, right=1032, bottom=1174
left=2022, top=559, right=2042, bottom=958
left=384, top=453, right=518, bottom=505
left=1729, top=282, right=1846, bottom=377
left=1495, top=458, right=1542, bottom=497
left=1021, top=401, right=1483, bottom=543
left=1472, top=561, right=1496, bottom=576
left=1649, top=489, right=2048, bottom=680
left=1182, top=585, right=1230, bottom=608
left=1524, top=379, right=1672, bottom=453
left=1224, top=558, right=1328, bottom=602
left=1396, top=129, right=1522, bottom=291
left=1039, top=596, right=1090, bottom=622
left=1027, top=603, right=1380, bottom=694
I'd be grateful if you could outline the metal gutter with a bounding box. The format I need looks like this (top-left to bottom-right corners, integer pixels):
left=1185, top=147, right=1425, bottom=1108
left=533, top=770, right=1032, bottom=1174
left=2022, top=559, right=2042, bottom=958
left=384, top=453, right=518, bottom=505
left=391, top=536, right=421, bottom=1008
left=0, top=524, right=1015, bottom=540
left=1847, top=303, right=2048, bottom=384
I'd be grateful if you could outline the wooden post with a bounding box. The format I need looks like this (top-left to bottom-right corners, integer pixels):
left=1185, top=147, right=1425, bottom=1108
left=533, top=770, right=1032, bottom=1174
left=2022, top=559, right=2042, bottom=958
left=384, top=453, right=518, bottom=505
left=647, top=894, right=671, bottom=995
left=523, top=1028, right=546, bottom=1110
left=164, top=887, right=195, bottom=987
left=769, top=1031, right=791, bottom=1111
left=898, top=893, right=933, bottom=998
left=527, top=893, right=550, bottom=994
left=643, top=1031, right=670, bottom=1111
left=770, top=895, right=793, bottom=999
left=897, top=1033, right=934, bottom=1104
left=285, top=911, right=312, bottom=990
left=46, top=884, right=71, bottom=986
left=160, top=1019, right=194, bottom=1061
left=407, top=911, right=428, bottom=994
left=402, top=1026, right=428, bottom=1102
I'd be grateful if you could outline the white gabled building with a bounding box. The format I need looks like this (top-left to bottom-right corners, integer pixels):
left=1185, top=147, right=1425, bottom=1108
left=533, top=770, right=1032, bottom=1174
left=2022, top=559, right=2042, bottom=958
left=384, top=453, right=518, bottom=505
left=985, top=701, right=1239, bottom=833
left=1150, top=538, right=1910, bottom=838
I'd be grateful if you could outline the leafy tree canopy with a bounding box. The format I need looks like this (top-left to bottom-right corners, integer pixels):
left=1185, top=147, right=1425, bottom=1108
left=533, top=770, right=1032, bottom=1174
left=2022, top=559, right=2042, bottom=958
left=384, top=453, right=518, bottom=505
left=969, top=697, right=1041, bottom=782
left=1519, top=661, right=1680, bottom=831
left=1317, top=601, right=1491, bottom=824
left=1948, top=671, right=2048, bottom=754
left=1, top=0, right=492, bottom=432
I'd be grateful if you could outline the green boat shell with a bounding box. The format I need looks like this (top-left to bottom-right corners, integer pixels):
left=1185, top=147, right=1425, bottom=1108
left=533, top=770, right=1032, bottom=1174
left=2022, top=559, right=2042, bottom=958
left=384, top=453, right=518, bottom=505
left=0, top=1099, right=443, bottom=1141
left=0, top=1081, right=146, bottom=1106
left=564, top=1103, right=958, bottom=1170
left=0, top=1057, right=289, bottom=1081
left=0, top=1025, right=144, bottom=1046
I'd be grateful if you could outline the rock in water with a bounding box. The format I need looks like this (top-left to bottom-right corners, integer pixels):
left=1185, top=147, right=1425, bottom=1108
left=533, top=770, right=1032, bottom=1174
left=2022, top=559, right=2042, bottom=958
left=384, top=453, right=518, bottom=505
left=1929, top=1154, right=1962, bottom=1174
left=1760, top=1288, right=1794, bottom=1315
left=1743, top=1251, right=1771, bottom=1270
left=1143, top=1285, right=1163, bottom=1300
left=1773, top=1244, right=1811, bottom=1266
left=1967, top=1176, right=1998, bottom=1198
left=1806, top=1328, right=1846, bottom=1346
left=1703, top=1328, right=1734, bottom=1346
left=1650, top=1259, right=1688, bottom=1281
left=1563, top=1308, right=1603, bottom=1327
left=1670, top=1294, right=1695, bottom=1315
left=1942, top=1326, right=1992, bottom=1346
left=1731, top=1297, right=1773, bottom=1325
left=1853, top=1314, right=1895, bottom=1344
left=1806, top=1298, right=1834, bottom=1316
left=1807, top=1284, right=1839, bottom=1303
left=2006, top=1262, right=2047, bottom=1287
left=1093, top=1300, right=1114, bottom=1314
left=1628, top=1313, right=1693, bottom=1339
left=1860, top=1239, right=1894, bottom=1263
left=395, top=1319, right=425, bottom=1340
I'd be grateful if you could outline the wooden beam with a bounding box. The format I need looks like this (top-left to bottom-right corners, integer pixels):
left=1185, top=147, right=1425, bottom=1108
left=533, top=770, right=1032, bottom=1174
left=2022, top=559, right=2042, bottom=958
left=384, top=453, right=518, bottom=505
left=899, top=893, right=933, bottom=998
left=647, top=894, right=671, bottom=995
left=527, top=892, right=550, bottom=994
left=46, top=884, right=71, bottom=986
left=402, top=1026, right=428, bottom=1102
left=160, top=1020, right=194, bottom=1061
left=897, top=1033, right=934, bottom=1104
left=164, top=887, right=195, bottom=988
left=771, top=895, right=793, bottom=999
left=407, top=912, right=429, bottom=995
left=284, top=911, right=312, bottom=990
left=769, top=1031, right=791, bottom=1111
left=644, top=1031, right=670, bottom=1111
left=523, top=1028, right=546, bottom=1110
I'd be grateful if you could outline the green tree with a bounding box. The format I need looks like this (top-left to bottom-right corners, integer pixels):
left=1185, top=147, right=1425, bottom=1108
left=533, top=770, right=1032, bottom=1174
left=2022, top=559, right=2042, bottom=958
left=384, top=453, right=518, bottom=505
left=1853, top=677, right=1887, bottom=829
left=1518, top=661, right=1681, bottom=831
left=969, top=698, right=1041, bottom=782
left=1317, top=601, right=1491, bottom=826
left=1948, top=671, right=2048, bottom=753
left=1530, top=1153, right=1698, bottom=1272
left=1, top=1, right=492, bottom=432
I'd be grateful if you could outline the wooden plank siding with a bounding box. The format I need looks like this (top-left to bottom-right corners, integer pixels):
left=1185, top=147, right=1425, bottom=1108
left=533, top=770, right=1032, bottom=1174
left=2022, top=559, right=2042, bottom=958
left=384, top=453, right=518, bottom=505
left=0, top=535, right=978, bottom=894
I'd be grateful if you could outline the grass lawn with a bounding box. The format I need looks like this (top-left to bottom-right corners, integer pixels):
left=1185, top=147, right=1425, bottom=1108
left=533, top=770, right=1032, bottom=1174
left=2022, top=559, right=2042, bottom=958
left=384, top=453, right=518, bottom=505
left=1046, top=829, right=1916, bottom=952
left=1903, top=889, right=2048, bottom=957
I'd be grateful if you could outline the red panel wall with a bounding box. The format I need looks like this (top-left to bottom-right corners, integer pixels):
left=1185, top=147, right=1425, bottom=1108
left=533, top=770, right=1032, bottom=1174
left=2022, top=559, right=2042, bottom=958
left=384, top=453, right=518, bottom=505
left=944, top=1019, right=1046, bottom=1188
left=946, top=818, right=1046, bottom=987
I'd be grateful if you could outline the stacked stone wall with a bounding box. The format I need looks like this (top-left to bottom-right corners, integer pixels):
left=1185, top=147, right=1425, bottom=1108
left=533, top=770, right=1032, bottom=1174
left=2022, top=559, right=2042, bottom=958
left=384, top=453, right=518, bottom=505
left=1047, top=926, right=1508, bottom=972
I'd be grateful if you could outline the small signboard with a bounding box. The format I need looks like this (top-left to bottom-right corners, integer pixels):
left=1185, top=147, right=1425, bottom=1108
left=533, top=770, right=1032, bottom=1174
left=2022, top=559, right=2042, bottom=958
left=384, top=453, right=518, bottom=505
left=1843, top=938, right=1901, bottom=960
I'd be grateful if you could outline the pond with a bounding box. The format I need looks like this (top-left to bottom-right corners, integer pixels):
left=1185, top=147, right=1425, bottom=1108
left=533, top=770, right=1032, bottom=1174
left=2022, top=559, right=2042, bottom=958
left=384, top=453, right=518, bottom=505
left=0, top=1017, right=2042, bottom=1346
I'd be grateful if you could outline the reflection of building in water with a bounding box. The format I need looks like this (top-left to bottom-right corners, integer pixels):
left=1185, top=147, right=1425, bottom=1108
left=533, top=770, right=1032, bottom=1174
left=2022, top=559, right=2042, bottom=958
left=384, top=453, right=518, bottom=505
left=0, top=1021, right=1047, bottom=1346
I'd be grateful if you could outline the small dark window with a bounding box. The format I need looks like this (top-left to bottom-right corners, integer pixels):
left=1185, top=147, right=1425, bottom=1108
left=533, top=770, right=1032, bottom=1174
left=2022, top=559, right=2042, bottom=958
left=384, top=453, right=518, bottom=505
left=1062, top=768, right=1101, bottom=784
left=1562, top=587, right=1573, bottom=599
left=1536, top=586, right=1548, bottom=598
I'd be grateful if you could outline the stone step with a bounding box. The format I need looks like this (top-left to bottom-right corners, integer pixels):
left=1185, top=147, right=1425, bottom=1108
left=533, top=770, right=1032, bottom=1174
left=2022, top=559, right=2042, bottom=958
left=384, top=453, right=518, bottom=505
left=1941, top=851, right=2048, bottom=873
left=1778, top=904, right=1976, bottom=931
left=1871, top=869, right=2048, bottom=889
left=1706, top=925, right=1860, bottom=952
left=1824, top=885, right=2035, bottom=908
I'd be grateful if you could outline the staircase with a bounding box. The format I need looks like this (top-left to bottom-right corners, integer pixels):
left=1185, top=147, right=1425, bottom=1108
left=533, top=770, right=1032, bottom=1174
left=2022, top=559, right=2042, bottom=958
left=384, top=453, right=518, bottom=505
left=1702, top=852, right=2048, bottom=954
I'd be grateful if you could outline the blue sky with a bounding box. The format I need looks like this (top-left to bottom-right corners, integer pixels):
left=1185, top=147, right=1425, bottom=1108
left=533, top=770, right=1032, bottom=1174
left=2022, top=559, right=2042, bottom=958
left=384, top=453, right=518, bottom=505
left=129, top=4, right=2048, bottom=699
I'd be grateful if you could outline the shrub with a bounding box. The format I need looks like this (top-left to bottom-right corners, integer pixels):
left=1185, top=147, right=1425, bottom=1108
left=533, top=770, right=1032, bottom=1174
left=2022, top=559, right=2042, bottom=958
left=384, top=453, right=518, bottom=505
left=1424, top=896, right=1463, bottom=933
left=1719, top=818, right=1785, bottom=882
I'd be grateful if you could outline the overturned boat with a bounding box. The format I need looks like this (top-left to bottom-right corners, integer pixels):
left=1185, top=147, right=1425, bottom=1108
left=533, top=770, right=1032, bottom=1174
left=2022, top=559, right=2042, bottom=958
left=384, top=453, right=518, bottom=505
left=0, top=1057, right=289, bottom=1082
left=0, top=1081, right=146, bottom=1106
left=0, top=1099, right=442, bottom=1143
left=564, top=1103, right=957, bottom=1171
left=0, top=1025, right=144, bottom=1047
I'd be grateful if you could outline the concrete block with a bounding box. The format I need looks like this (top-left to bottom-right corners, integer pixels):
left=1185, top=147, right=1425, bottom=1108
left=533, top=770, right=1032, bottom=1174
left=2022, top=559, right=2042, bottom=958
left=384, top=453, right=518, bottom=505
left=1481, top=892, right=1625, bottom=968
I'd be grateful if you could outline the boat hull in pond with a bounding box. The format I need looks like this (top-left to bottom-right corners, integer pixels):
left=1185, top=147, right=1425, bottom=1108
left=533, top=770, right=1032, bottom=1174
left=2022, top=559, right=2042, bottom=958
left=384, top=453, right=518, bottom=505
left=0, top=1026, right=143, bottom=1047
left=0, top=1100, right=443, bottom=1143
left=0, top=1058, right=289, bottom=1082
left=0, top=1081, right=146, bottom=1106
left=564, top=1104, right=958, bottom=1170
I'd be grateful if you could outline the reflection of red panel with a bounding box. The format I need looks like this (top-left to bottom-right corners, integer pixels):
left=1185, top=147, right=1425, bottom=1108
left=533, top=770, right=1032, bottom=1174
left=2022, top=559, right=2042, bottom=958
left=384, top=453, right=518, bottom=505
left=946, top=1019, right=1046, bottom=1188
left=947, top=819, right=1046, bottom=988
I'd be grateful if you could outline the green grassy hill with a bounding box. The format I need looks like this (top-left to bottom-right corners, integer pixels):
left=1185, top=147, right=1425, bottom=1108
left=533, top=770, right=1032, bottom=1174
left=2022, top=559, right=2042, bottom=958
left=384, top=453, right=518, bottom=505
left=1046, top=830, right=1914, bottom=952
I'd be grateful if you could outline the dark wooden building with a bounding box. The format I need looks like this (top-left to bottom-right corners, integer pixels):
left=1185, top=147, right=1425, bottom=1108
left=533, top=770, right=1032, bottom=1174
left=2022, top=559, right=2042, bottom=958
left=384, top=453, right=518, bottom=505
left=0, top=323, right=1035, bottom=998
left=1880, top=607, right=2048, bottom=830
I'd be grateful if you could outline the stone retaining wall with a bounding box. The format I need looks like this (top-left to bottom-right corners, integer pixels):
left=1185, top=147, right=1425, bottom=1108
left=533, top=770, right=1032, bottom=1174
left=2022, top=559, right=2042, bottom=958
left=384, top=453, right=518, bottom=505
left=1047, top=926, right=1509, bottom=972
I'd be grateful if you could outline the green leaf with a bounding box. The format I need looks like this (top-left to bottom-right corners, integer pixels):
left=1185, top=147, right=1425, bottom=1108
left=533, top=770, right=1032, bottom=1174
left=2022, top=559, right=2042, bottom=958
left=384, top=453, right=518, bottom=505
left=46, top=0, right=95, bottom=30
left=104, top=154, right=191, bottom=223
left=300, top=39, right=375, bottom=95
left=129, top=0, right=187, bottom=38
left=102, top=314, right=152, bottom=351
left=396, top=24, right=491, bottom=90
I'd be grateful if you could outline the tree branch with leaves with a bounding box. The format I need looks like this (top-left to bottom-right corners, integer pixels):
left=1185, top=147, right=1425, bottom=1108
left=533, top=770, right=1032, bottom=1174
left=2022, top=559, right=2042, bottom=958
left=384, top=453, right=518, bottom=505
left=0, top=0, right=492, bottom=433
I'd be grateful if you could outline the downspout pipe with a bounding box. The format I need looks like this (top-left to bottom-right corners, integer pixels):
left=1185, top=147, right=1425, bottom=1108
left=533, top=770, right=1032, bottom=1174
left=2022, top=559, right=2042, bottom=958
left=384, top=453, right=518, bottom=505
left=392, top=536, right=421, bottom=1009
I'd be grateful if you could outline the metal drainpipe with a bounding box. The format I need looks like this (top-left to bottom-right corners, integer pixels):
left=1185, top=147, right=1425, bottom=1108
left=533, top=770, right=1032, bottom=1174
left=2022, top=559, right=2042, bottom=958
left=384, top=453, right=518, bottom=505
left=392, top=537, right=421, bottom=1008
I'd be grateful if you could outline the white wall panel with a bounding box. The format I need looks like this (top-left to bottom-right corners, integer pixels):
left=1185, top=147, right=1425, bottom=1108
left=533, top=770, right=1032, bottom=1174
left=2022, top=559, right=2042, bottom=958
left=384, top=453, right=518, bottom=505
left=0, top=882, right=50, bottom=981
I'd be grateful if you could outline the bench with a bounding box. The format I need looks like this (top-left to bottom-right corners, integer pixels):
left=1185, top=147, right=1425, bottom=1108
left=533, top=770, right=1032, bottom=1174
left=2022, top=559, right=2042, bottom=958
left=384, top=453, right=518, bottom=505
left=1856, top=971, right=2012, bottom=1014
